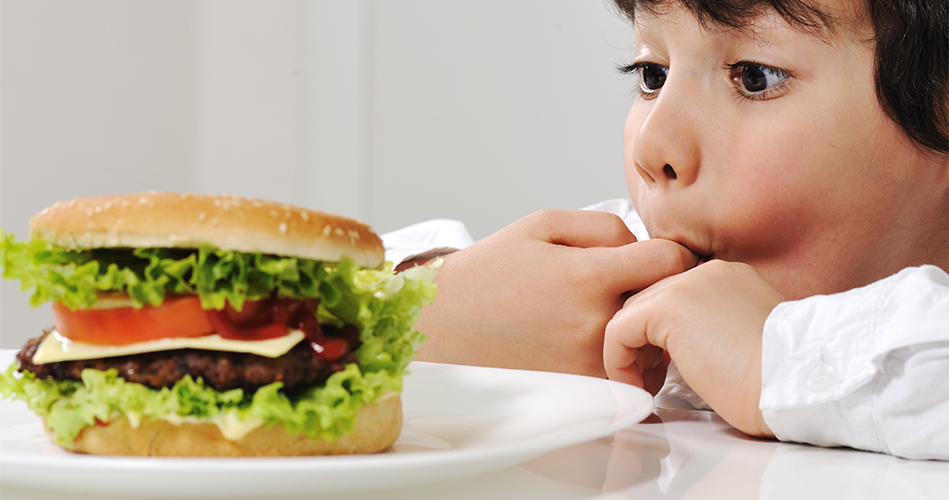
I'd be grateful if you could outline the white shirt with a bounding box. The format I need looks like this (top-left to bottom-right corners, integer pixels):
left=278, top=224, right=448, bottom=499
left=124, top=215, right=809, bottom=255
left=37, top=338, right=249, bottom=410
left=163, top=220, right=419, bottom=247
left=381, top=199, right=949, bottom=460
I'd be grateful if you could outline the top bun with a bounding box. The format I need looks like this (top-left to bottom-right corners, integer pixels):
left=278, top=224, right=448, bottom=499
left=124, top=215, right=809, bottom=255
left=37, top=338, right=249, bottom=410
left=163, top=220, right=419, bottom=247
left=30, top=193, right=384, bottom=268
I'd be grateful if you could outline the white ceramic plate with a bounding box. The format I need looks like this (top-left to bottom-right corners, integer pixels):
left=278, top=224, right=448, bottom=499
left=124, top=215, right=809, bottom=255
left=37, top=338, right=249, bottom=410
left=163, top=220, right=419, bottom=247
left=0, top=349, right=654, bottom=496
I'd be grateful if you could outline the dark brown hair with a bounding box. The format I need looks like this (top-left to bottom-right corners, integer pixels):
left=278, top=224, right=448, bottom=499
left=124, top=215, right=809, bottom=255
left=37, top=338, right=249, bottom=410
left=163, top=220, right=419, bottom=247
left=614, top=0, right=949, bottom=155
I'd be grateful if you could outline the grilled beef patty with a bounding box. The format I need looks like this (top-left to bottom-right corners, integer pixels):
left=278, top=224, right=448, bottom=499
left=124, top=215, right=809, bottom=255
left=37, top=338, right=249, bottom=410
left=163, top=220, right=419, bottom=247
left=16, top=328, right=359, bottom=393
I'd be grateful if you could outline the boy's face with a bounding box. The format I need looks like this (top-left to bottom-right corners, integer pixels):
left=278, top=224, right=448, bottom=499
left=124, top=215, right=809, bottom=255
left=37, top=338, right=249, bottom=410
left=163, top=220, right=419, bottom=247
left=623, top=2, right=948, bottom=299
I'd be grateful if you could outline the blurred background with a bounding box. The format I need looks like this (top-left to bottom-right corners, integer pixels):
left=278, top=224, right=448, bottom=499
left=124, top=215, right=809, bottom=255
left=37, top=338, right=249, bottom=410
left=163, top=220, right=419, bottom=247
left=0, top=0, right=636, bottom=348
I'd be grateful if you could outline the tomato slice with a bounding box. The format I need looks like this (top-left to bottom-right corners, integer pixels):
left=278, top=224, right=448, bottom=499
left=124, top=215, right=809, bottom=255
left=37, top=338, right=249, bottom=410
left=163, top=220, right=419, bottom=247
left=52, top=296, right=215, bottom=345
left=51, top=296, right=347, bottom=363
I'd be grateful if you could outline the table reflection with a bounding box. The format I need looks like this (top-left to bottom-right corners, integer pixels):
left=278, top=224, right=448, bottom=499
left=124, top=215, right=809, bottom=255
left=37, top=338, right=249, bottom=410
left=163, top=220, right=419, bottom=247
left=520, top=408, right=947, bottom=500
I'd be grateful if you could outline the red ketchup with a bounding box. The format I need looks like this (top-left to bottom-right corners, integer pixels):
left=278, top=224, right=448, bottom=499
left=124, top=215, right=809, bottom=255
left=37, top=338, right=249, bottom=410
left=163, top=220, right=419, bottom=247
left=205, top=298, right=350, bottom=362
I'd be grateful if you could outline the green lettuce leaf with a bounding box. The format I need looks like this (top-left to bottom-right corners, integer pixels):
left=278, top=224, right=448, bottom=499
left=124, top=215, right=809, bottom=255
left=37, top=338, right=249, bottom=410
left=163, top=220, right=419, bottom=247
left=0, top=229, right=339, bottom=311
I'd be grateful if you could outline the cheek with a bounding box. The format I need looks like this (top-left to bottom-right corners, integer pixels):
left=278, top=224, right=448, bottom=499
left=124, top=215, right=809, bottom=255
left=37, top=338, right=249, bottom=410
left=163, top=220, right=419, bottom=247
left=711, top=135, right=819, bottom=255
left=712, top=133, right=871, bottom=297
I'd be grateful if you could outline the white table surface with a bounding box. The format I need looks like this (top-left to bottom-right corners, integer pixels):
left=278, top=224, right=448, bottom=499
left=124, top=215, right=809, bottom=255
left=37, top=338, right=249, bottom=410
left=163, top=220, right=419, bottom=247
left=3, top=408, right=947, bottom=499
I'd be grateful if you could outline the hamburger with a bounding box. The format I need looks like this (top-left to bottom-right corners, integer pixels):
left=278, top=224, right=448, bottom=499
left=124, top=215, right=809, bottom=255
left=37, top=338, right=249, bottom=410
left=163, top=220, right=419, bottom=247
left=0, top=192, right=437, bottom=456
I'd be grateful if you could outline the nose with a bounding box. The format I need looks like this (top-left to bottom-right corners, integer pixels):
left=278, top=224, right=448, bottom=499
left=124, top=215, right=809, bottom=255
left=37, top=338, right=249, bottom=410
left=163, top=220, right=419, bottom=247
left=628, top=84, right=701, bottom=189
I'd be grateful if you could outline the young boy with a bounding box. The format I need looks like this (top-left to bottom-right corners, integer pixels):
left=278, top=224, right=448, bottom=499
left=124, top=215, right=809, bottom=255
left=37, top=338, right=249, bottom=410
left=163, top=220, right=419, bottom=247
left=384, top=0, right=947, bottom=460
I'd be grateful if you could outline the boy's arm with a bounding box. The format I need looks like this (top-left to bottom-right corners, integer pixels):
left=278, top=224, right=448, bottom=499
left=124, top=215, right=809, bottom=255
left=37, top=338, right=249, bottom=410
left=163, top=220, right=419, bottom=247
left=760, top=265, right=949, bottom=460
left=605, top=262, right=949, bottom=460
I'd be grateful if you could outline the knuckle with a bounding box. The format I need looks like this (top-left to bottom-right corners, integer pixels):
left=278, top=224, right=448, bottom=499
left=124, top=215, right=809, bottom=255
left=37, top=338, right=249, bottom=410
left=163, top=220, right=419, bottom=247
left=529, top=208, right=562, bottom=223
left=522, top=208, right=563, bottom=232
left=704, top=258, right=747, bottom=276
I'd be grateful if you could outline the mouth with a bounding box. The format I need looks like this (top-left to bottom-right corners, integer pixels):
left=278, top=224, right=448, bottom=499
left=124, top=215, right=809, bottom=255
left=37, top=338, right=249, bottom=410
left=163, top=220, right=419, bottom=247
left=695, top=254, right=713, bottom=267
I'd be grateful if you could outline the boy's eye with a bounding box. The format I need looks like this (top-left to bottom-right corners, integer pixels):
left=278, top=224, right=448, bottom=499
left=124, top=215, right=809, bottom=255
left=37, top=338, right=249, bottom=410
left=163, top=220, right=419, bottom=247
left=618, top=62, right=668, bottom=99
left=639, top=63, right=668, bottom=94
left=728, top=62, right=790, bottom=98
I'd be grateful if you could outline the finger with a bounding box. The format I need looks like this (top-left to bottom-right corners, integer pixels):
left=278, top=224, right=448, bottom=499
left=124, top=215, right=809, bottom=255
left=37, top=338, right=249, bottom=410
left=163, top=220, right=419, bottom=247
left=521, top=209, right=637, bottom=248
left=589, top=238, right=699, bottom=295
left=603, top=308, right=650, bottom=387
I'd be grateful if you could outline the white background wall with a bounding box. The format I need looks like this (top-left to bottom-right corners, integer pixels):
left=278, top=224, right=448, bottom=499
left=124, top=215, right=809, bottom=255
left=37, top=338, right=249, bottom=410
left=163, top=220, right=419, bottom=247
left=0, top=0, right=637, bottom=348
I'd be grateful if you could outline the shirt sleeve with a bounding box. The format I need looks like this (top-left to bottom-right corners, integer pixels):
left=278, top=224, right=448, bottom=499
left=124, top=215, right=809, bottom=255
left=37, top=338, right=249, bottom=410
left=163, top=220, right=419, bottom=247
left=759, top=265, right=949, bottom=460
left=380, top=219, right=475, bottom=268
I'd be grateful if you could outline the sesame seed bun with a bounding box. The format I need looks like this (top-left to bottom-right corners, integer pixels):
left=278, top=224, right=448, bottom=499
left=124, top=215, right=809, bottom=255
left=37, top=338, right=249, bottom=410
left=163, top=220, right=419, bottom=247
left=29, top=192, right=384, bottom=268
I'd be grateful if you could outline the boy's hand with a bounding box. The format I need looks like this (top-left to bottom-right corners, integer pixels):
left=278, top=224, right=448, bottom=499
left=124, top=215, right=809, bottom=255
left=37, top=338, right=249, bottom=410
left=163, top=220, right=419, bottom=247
left=413, top=209, right=697, bottom=378
left=604, top=260, right=784, bottom=437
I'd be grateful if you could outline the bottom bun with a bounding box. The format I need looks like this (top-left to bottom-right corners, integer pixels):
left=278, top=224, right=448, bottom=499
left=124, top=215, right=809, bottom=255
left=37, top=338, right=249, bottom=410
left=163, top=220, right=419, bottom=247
left=60, top=392, right=402, bottom=457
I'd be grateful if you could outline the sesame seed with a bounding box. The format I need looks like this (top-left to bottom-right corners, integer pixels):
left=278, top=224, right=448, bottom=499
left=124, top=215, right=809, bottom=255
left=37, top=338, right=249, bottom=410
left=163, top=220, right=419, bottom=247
left=278, top=222, right=288, bottom=235
left=334, top=228, right=345, bottom=236
left=300, top=211, right=310, bottom=222
left=323, top=224, right=332, bottom=236
left=198, top=212, right=207, bottom=222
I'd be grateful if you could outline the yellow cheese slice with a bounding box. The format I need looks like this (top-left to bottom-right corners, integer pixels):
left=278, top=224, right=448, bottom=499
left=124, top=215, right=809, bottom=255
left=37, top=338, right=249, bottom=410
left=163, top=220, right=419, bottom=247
left=32, top=329, right=306, bottom=364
